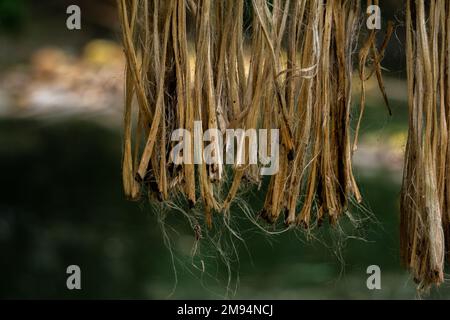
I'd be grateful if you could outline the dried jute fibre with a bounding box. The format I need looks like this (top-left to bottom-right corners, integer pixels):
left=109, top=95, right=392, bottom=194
left=401, top=0, right=450, bottom=290
left=117, top=1, right=391, bottom=244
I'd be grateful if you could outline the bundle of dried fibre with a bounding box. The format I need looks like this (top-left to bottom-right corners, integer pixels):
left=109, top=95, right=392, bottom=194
left=401, top=0, right=450, bottom=290
left=117, top=0, right=390, bottom=231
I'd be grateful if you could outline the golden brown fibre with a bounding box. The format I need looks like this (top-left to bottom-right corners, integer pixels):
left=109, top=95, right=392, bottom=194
left=401, top=0, right=450, bottom=290
left=117, top=0, right=391, bottom=258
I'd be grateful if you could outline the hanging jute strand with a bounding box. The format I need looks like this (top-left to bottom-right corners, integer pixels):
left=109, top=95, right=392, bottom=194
left=401, top=0, right=450, bottom=290
left=117, top=0, right=391, bottom=229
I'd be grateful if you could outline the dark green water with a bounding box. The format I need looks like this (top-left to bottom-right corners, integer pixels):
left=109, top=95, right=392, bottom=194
left=0, top=117, right=448, bottom=299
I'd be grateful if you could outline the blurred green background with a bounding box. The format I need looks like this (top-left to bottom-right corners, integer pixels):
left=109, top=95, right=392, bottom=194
left=1, top=0, right=450, bottom=299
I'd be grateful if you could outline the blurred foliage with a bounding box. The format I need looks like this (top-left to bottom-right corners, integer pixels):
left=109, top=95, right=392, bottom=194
left=0, top=0, right=27, bottom=32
